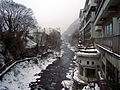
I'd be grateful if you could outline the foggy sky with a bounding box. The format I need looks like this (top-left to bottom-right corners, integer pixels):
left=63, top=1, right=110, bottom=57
left=14, top=0, right=85, bottom=33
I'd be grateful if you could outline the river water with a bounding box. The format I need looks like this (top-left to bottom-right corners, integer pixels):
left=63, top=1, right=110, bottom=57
left=30, top=42, right=75, bottom=90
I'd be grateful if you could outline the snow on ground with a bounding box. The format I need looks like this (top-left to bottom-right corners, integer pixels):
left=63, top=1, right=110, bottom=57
left=60, top=50, right=64, bottom=57
left=61, top=66, right=74, bottom=90
left=73, top=67, right=85, bottom=84
left=61, top=60, right=85, bottom=90
left=67, top=43, right=76, bottom=52
left=61, top=80, right=73, bottom=90
left=0, top=57, right=57, bottom=90
left=98, top=71, right=104, bottom=80
left=82, top=83, right=100, bottom=90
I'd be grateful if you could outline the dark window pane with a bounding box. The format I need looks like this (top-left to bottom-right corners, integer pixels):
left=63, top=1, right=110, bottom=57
left=87, top=61, right=89, bottom=65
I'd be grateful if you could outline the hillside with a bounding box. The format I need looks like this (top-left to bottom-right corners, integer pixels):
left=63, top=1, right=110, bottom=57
left=62, top=18, right=80, bottom=41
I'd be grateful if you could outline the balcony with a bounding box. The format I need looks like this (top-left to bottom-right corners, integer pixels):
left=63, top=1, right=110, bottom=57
left=95, top=35, right=120, bottom=55
left=95, top=0, right=105, bottom=18
left=85, top=0, right=96, bottom=14
left=95, top=26, right=103, bottom=31
left=86, top=13, right=91, bottom=23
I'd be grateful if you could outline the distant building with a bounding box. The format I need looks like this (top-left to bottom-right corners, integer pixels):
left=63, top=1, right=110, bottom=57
left=29, top=27, right=61, bottom=51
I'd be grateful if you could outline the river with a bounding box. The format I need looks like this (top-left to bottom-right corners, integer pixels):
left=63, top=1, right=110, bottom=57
left=30, top=42, right=75, bottom=90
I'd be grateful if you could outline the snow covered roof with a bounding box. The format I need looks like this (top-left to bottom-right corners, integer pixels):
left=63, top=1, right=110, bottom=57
left=25, top=37, right=37, bottom=48
left=76, top=48, right=100, bottom=58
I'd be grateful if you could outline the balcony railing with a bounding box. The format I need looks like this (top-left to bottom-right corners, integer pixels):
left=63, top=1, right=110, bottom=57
left=95, top=0, right=105, bottom=20
left=95, top=35, right=120, bottom=55
left=86, top=13, right=91, bottom=23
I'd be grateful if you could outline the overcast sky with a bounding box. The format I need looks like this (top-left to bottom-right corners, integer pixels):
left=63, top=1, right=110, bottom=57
left=14, top=0, right=86, bottom=33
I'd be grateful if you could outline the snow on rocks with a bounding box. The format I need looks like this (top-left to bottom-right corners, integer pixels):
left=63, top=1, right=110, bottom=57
left=60, top=50, right=64, bottom=57
left=73, top=67, right=85, bottom=84
left=0, top=57, right=57, bottom=90
left=67, top=43, right=76, bottom=52
left=61, top=80, right=73, bottom=90
left=61, top=66, right=74, bottom=89
left=82, top=83, right=100, bottom=90
left=98, top=71, right=104, bottom=80
left=62, top=60, right=85, bottom=90
left=0, top=86, right=8, bottom=90
left=66, top=69, right=73, bottom=80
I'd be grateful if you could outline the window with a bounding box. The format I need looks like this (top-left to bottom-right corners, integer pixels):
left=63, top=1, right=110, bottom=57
left=102, top=62, right=105, bottom=73
left=80, top=60, right=81, bottom=63
left=109, top=23, right=112, bottom=36
left=87, top=61, right=89, bottom=65
left=86, top=68, right=95, bottom=78
left=80, top=66, right=83, bottom=76
left=119, top=23, right=120, bottom=34
left=104, top=26, right=107, bottom=37
left=92, top=61, right=94, bottom=65
left=104, top=22, right=113, bottom=37
left=118, top=18, right=120, bottom=34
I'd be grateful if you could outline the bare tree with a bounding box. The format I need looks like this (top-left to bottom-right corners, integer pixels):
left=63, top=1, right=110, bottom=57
left=0, top=0, right=37, bottom=37
left=0, top=0, right=38, bottom=59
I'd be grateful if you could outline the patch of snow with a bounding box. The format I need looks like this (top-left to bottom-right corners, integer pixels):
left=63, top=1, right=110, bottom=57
left=73, top=61, right=78, bottom=66
left=25, top=37, right=37, bottom=48
left=54, top=51, right=61, bottom=57
left=62, top=62, right=85, bottom=90
left=73, top=67, right=85, bottom=84
left=76, top=51, right=100, bottom=57
left=61, top=88, right=65, bottom=90
left=80, top=49, right=99, bottom=52
left=95, top=84, right=100, bottom=90
left=67, top=43, right=76, bottom=52
left=60, top=50, right=64, bottom=57
left=0, top=57, right=57, bottom=90
left=66, top=70, right=73, bottom=80
left=96, top=44, right=120, bottom=58
left=73, top=55, right=76, bottom=60
left=82, top=83, right=100, bottom=90
left=0, top=86, right=8, bottom=90
left=98, top=71, right=104, bottom=80
left=61, top=80, right=73, bottom=90
left=78, top=44, right=81, bottom=47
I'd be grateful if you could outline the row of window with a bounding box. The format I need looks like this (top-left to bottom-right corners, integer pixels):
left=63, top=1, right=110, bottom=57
left=104, top=23, right=113, bottom=37
left=80, top=60, right=94, bottom=65
left=103, top=18, right=120, bottom=37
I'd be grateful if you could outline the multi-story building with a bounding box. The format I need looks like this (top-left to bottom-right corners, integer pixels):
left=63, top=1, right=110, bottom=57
left=78, top=0, right=120, bottom=90
left=94, top=0, right=120, bottom=90
left=79, top=0, right=96, bottom=45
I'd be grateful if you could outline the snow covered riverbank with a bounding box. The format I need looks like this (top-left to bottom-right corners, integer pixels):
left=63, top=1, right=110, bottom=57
left=0, top=56, right=57, bottom=90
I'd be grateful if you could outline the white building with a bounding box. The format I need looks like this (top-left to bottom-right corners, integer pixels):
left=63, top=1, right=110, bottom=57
left=76, top=47, right=100, bottom=82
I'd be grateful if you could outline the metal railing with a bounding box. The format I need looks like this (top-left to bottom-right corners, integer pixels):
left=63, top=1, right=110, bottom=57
left=0, top=58, right=32, bottom=78
left=95, top=35, right=120, bottom=55
left=94, top=0, right=105, bottom=21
